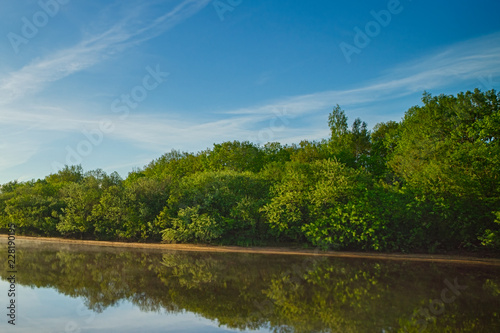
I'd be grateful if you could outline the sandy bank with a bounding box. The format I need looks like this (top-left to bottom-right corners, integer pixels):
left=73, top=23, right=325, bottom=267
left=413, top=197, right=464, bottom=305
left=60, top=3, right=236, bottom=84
left=1, top=234, right=499, bottom=266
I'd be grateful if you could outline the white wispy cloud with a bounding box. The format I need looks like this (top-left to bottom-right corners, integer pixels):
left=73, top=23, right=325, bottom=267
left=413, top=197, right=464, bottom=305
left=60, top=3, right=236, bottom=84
left=110, top=32, right=500, bottom=150
left=0, top=0, right=212, bottom=178
left=226, top=32, right=500, bottom=117
left=0, top=0, right=212, bottom=104
left=3, top=32, right=499, bottom=143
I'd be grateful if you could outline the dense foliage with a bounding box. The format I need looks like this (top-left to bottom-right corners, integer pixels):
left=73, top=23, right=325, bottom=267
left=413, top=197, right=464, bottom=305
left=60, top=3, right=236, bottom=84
left=1, top=89, right=499, bottom=252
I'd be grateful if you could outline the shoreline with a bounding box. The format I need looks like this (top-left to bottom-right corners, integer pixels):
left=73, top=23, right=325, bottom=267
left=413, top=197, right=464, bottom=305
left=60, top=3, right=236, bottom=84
left=1, top=234, right=499, bottom=266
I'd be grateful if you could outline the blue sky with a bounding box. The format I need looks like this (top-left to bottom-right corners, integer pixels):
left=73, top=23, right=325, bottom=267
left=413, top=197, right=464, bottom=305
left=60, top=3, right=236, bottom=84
left=0, top=280, right=269, bottom=332
left=0, top=0, right=499, bottom=183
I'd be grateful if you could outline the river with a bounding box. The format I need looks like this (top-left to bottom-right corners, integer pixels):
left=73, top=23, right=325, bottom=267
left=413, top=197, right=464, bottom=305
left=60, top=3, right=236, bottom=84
left=1, top=238, right=499, bottom=332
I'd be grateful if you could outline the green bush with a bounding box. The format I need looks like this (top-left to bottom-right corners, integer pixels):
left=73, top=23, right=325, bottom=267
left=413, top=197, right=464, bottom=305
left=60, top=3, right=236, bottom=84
left=161, top=206, right=223, bottom=243
left=158, top=170, right=271, bottom=245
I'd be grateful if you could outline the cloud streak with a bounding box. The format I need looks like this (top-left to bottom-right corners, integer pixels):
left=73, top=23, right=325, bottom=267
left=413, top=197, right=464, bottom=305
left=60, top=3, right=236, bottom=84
left=2, top=32, right=499, bottom=142
left=0, top=0, right=212, bottom=177
left=3, top=32, right=500, bottom=143
left=0, top=0, right=211, bottom=104
left=108, top=32, right=500, bottom=151
left=226, top=32, right=500, bottom=117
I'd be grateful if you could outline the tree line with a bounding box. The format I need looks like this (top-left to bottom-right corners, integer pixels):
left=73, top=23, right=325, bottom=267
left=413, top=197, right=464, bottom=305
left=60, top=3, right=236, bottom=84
left=1, top=89, right=499, bottom=252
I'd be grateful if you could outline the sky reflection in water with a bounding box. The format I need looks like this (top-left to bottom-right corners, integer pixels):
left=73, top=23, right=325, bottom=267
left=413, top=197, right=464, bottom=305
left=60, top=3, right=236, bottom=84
left=0, top=240, right=499, bottom=332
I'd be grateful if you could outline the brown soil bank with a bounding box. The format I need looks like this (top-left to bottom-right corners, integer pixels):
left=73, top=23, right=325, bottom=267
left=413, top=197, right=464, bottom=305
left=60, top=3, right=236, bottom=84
left=1, top=234, right=499, bottom=266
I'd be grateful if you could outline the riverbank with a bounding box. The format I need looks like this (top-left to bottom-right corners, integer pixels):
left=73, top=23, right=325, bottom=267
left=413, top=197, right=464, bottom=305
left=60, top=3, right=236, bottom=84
left=1, top=234, right=499, bottom=266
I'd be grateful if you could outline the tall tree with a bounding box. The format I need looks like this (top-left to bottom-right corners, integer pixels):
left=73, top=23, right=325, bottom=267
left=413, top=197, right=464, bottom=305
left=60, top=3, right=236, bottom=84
left=327, top=105, right=371, bottom=168
left=203, top=141, right=265, bottom=173
left=388, top=89, right=500, bottom=247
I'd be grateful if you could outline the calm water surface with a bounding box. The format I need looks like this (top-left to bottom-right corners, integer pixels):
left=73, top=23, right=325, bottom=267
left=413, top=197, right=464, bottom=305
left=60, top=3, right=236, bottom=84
left=1, top=239, right=499, bottom=332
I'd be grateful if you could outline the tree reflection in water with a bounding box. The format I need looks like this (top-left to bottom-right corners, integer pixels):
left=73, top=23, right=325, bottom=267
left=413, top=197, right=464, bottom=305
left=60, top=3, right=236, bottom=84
left=1, top=241, right=499, bottom=332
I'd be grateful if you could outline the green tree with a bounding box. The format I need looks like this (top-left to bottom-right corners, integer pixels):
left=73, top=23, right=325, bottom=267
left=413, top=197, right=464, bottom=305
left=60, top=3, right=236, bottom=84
left=262, top=159, right=376, bottom=248
left=369, top=120, right=400, bottom=178
left=289, top=140, right=330, bottom=163
left=121, top=177, right=171, bottom=240
left=0, top=182, right=20, bottom=230
left=144, top=150, right=203, bottom=181
left=202, top=141, right=265, bottom=173
left=90, top=184, right=126, bottom=240
left=388, top=89, right=500, bottom=248
left=2, top=180, right=64, bottom=235
left=57, top=169, right=121, bottom=238
left=328, top=105, right=371, bottom=168
left=45, top=165, right=84, bottom=185
left=159, top=170, right=271, bottom=245
left=261, top=161, right=314, bottom=241
left=261, top=142, right=291, bottom=165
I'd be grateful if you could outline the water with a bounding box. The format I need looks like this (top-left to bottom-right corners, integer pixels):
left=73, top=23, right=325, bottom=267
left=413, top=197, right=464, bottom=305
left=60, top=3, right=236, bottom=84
left=0, top=239, right=499, bottom=332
